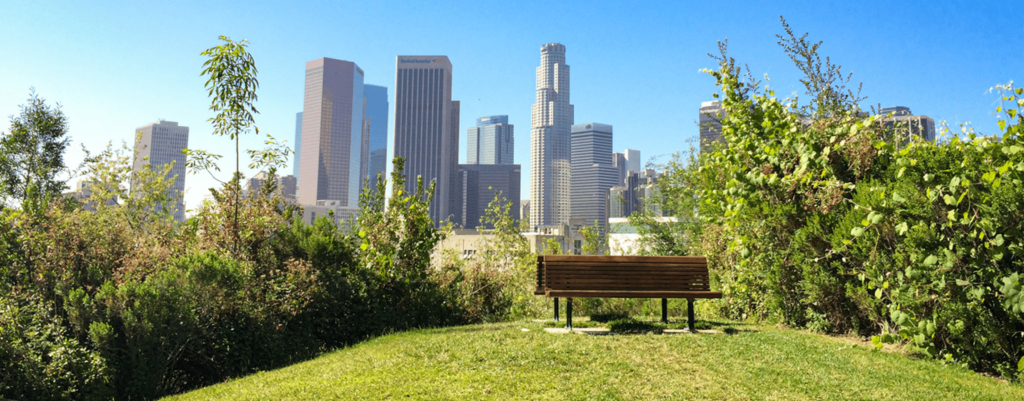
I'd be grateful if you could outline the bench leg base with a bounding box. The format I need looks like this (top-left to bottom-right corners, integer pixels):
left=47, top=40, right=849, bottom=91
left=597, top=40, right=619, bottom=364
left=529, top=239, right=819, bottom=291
left=566, top=298, right=573, bottom=330
left=553, top=298, right=559, bottom=322
left=687, top=299, right=695, bottom=333
left=661, top=298, right=668, bottom=323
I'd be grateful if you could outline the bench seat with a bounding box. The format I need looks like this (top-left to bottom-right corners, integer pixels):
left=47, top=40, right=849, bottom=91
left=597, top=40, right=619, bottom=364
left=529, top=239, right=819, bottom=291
left=544, top=290, right=722, bottom=299
left=536, top=255, right=720, bottom=331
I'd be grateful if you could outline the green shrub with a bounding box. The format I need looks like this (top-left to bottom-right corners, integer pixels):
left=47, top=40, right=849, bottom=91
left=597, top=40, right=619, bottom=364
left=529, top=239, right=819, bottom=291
left=0, top=292, right=112, bottom=400
left=639, top=22, right=1024, bottom=380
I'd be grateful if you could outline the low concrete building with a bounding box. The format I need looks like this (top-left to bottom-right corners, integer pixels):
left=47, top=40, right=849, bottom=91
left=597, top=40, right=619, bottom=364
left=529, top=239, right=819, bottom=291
left=63, top=180, right=118, bottom=211
left=298, top=199, right=359, bottom=230
left=607, top=216, right=678, bottom=255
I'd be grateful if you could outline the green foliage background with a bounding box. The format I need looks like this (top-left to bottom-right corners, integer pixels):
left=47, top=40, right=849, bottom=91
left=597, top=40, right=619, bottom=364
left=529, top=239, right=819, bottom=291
left=630, top=27, right=1024, bottom=380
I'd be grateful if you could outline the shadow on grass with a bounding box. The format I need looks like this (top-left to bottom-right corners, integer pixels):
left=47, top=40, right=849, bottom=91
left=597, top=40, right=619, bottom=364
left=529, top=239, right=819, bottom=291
left=537, top=316, right=758, bottom=335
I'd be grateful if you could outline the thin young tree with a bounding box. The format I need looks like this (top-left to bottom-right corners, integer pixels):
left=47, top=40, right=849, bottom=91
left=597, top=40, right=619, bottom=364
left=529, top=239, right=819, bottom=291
left=196, top=36, right=260, bottom=254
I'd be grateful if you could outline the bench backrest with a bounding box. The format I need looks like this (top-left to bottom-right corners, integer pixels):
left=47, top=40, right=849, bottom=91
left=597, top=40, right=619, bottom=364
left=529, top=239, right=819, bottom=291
left=536, top=255, right=710, bottom=294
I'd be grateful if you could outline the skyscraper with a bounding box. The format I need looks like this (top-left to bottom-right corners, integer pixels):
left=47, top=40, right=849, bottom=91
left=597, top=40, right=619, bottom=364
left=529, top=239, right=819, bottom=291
left=364, top=85, right=389, bottom=192
left=467, top=115, right=514, bottom=165
left=880, top=106, right=936, bottom=144
left=699, top=100, right=723, bottom=152
left=457, top=114, right=520, bottom=228
left=393, top=56, right=459, bottom=224
left=612, top=149, right=640, bottom=184
left=530, top=43, right=574, bottom=229
left=298, top=58, right=365, bottom=207
left=570, top=123, right=617, bottom=231
left=453, top=164, right=521, bottom=229
left=133, top=120, right=189, bottom=221
left=293, top=112, right=302, bottom=179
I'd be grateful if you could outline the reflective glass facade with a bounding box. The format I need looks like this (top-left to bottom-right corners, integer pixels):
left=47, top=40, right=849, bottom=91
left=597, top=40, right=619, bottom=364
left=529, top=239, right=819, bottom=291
left=298, top=58, right=365, bottom=207
left=570, top=123, right=617, bottom=231
left=467, top=115, right=514, bottom=165
left=364, top=85, right=389, bottom=191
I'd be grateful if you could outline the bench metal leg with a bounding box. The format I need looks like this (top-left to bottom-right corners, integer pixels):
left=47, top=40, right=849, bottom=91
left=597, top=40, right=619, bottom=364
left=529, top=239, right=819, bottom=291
left=566, top=298, right=573, bottom=330
left=661, top=298, right=668, bottom=323
left=554, top=298, right=559, bottom=322
left=687, top=299, right=695, bottom=333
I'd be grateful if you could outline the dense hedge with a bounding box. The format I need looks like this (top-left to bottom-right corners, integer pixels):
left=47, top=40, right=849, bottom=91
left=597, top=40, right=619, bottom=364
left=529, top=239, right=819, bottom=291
left=0, top=160, right=515, bottom=400
left=633, top=39, right=1024, bottom=379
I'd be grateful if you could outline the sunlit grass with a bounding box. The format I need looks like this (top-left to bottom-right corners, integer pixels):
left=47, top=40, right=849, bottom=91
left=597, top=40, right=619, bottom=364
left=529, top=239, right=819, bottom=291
left=167, top=320, right=1022, bottom=400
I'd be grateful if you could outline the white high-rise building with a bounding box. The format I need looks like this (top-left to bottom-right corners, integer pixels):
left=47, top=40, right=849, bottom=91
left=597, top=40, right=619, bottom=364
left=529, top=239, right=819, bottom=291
left=612, top=149, right=640, bottom=184
left=530, top=43, right=574, bottom=229
left=132, top=120, right=189, bottom=221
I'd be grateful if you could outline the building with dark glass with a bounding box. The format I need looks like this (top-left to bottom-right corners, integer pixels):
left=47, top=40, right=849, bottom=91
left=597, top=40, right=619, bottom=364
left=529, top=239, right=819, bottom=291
left=393, top=56, right=459, bottom=224
left=364, top=84, right=389, bottom=192
left=453, top=164, right=521, bottom=229
left=570, top=123, right=618, bottom=231
left=468, top=115, right=514, bottom=165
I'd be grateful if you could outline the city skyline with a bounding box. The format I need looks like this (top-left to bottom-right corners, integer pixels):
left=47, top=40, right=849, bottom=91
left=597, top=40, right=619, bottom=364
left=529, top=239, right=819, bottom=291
left=2, top=1, right=1018, bottom=216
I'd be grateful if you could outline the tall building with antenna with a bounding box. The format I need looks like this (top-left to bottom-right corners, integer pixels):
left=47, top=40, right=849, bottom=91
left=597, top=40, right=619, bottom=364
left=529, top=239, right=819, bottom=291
left=530, top=43, right=573, bottom=229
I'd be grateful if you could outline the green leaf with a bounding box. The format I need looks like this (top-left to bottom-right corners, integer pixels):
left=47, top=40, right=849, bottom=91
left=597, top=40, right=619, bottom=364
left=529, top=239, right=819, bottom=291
left=896, top=222, right=909, bottom=236
left=943, top=195, right=956, bottom=205
left=868, top=212, right=883, bottom=225
left=870, top=335, right=883, bottom=350
left=874, top=288, right=883, bottom=299
left=851, top=227, right=865, bottom=237
left=923, top=255, right=938, bottom=266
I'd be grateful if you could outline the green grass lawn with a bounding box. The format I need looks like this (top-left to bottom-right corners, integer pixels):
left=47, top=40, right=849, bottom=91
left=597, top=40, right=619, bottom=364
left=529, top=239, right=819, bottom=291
left=167, top=319, right=1023, bottom=400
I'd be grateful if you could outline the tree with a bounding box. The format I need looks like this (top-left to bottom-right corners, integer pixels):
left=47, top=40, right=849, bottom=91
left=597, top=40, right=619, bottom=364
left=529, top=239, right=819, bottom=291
left=357, top=156, right=446, bottom=280
left=187, top=36, right=261, bottom=255
left=0, top=89, right=70, bottom=209
left=579, top=220, right=606, bottom=255
left=477, top=190, right=531, bottom=269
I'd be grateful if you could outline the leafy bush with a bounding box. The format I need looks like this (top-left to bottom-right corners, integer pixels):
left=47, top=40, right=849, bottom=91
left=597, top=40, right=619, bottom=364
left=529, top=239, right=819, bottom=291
left=637, top=19, right=1024, bottom=380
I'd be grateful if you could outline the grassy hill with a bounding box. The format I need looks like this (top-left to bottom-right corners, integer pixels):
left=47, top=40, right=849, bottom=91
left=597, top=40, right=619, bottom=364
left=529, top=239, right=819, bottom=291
left=167, top=320, right=1023, bottom=400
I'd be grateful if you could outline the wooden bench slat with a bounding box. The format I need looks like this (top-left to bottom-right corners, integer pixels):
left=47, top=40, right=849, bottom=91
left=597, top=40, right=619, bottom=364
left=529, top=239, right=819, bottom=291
left=545, top=271, right=711, bottom=277
left=545, top=265, right=709, bottom=271
left=542, top=255, right=708, bottom=263
left=545, top=290, right=723, bottom=298
left=547, top=279, right=709, bottom=284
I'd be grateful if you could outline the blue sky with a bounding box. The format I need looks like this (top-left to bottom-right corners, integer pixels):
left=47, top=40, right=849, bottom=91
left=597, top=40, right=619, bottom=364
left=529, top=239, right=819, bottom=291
left=1, top=0, right=1020, bottom=212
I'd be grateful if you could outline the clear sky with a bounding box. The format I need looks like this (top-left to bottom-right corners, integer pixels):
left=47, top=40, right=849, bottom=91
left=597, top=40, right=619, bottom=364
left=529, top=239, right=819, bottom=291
left=1, top=0, right=1020, bottom=213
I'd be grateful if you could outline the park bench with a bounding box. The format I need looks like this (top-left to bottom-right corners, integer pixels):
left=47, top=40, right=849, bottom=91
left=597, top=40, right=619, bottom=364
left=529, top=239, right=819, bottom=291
left=535, top=255, right=722, bottom=331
